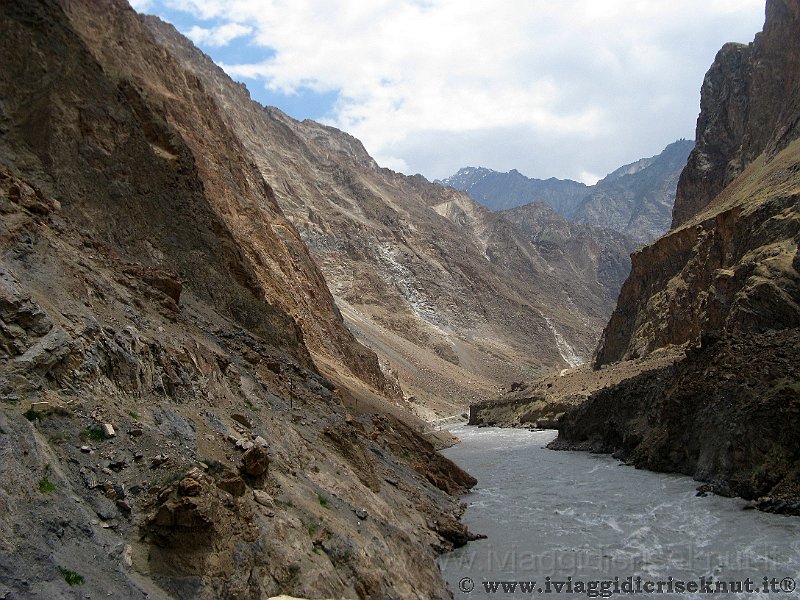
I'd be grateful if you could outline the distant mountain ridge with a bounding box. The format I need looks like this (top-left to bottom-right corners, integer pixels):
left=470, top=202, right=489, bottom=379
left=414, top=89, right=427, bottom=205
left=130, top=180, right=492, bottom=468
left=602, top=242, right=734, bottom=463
left=441, top=139, right=694, bottom=245
left=438, top=168, right=590, bottom=218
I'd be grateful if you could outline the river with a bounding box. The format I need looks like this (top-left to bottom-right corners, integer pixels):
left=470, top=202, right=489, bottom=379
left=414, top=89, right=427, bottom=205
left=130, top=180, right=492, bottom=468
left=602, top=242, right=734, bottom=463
left=438, top=425, right=800, bottom=599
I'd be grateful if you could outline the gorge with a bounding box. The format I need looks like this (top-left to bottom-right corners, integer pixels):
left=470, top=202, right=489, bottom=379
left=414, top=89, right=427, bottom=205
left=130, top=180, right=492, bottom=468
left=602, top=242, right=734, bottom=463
left=0, top=0, right=798, bottom=599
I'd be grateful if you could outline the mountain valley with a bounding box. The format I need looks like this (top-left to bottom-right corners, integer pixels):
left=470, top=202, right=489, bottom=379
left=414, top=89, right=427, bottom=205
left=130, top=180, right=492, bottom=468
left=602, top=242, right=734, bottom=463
left=0, top=0, right=798, bottom=598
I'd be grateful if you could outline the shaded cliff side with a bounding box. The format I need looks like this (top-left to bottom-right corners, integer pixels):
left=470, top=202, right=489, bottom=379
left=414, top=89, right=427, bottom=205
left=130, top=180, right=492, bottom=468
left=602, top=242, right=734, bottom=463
left=554, top=0, right=800, bottom=512
left=0, top=1, right=477, bottom=598
left=672, top=0, right=800, bottom=227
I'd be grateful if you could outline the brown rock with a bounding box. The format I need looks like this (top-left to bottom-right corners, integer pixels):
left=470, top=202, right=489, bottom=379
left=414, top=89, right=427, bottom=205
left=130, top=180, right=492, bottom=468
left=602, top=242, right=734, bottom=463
left=231, top=413, right=252, bottom=429
left=178, top=477, right=203, bottom=497
left=152, top=497, right=214, bottom=529
left=253, top=490, right=274, bottom=508
left=216, top=475, right=247, bottom=497
left=240, top=446, right=269, bottom=477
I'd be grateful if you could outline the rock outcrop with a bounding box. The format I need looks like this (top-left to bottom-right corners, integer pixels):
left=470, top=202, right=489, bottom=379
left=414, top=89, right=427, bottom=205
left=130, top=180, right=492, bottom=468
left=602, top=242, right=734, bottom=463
left=673, top=0, right=800, bottom=227
left=551, top=330, right=800, bottom=514
left=499, top=202, right=638, bottom=304
left=554, top=0, right=800, bottom=511
left=593, top=0, right=800, bottom=367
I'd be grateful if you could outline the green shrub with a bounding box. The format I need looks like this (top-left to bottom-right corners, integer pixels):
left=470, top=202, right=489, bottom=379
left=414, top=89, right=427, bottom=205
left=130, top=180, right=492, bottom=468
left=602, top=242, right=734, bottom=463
left=38, top=478, right=56, bottom=494
left=23, top=408, right=42, bottom=422
left=59, top=567, right=84, bottom=586
left=80, top=427, right=105, bottom=442
left=48, top=433, right=71, bottom=444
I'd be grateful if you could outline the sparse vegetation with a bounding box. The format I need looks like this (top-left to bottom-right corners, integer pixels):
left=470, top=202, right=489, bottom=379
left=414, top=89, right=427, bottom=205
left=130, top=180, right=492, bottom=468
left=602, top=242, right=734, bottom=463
left=80, top=427, right=105, bottom=442
left=59, top=567, right=84, bottom=586
left=128, top=410, right=140, bottom=420
left=38, top=477, right=56, bottom=494
left=317, top=493, right=329, bottom=508
left=23, top=408, right=42, bottom=422
left=51, top=405, right=72, bottom=417
left=287, top=563, right=301, bottom=579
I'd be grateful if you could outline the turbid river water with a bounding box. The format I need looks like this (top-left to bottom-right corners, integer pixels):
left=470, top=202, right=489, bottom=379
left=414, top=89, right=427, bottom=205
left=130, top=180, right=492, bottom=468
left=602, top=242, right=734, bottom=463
left=438, top=426, right=800, bottom=599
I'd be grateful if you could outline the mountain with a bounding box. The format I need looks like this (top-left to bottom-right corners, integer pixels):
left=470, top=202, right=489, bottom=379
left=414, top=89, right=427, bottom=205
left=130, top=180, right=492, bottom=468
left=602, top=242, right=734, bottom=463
left=442, top=139, right=694, bottom=246
left=0, top=1, right=478, bottom=597
left=499, top=203, right=639, bottom=302
left=142, top=15, right=626, bottom=417
left=572, top=140, right=695, bottom=244
left=439, top=167, right=590, bottom=218
left=552, top=0, right=800, bottom=513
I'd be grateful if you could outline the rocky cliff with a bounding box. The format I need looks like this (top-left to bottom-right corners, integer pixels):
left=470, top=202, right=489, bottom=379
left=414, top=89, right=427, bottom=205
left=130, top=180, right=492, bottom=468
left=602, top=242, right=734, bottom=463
left=143, top=15, right=620, bottom=416
left=593, top=0, right=800, bottom=366
left=673, top=0, right=800, bottom=227
left=0, top=1, right=479, bottom=597
left=442, top=140, right=694, bottom=246
left=500, top=202, right=638, bottom=302
left=554, top=0, right=800, bottom=512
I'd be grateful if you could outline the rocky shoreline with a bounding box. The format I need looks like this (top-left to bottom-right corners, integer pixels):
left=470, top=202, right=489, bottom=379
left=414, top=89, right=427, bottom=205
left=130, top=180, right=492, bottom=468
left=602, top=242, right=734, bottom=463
left=550, top=330, right=800, bottom=516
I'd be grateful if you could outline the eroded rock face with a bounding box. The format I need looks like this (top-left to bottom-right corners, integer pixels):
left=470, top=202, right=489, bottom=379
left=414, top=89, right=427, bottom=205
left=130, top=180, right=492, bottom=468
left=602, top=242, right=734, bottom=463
left=673, top=0, right=800, bottom=227
left=141, top=13, right=632, bottom=411
left=554, top=330, right=800, bottom=512
left=0, top=2, right=478, bottom=598
left=594, top=0, right=800, bottom=367
left=593, top=193, right=800, bottom=366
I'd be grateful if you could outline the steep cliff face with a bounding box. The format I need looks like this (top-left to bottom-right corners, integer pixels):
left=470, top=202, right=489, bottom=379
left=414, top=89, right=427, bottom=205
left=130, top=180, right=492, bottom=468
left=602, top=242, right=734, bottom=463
left=499, top=202, right=637, bottom=307
left=594, top=0, right=800, bottom=367
left=555, top=0, right=800, bottom=511
left=143, top=15, right=620, bottom=415
left=0, top=2, right=478, bottom=598
left=59, top=0, right=386, bottom=396
left=673, top=0, right=800, bottom=227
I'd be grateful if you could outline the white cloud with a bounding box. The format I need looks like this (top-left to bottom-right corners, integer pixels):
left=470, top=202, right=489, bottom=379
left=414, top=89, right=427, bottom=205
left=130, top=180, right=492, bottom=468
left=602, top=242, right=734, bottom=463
left=152, top=0, right=765, bottom=181
left=127, top=0, right=153, bottom=11
left=186, top=22, right=252, bottom=47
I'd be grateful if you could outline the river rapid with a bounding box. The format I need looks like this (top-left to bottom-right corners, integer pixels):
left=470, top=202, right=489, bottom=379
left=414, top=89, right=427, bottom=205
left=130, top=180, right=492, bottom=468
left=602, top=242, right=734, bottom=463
left=438, top=426, right=800, bottom=599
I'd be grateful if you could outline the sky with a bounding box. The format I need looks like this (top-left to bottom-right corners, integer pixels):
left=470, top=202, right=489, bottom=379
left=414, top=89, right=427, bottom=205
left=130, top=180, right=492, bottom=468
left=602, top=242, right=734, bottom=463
left=128, top=0, right=766, bottom=184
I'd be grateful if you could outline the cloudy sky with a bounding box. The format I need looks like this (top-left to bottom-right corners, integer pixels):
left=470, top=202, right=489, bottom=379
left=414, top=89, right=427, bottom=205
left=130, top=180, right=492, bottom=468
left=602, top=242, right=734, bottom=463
left=129, top=0, right=765, bottom=184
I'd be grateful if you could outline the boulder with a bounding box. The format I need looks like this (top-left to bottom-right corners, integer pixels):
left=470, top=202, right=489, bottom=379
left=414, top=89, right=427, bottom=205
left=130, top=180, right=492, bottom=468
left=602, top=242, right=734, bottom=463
left=240, top=446, right=269, bottom=477
left=216, top=474, right=246, bottom=497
